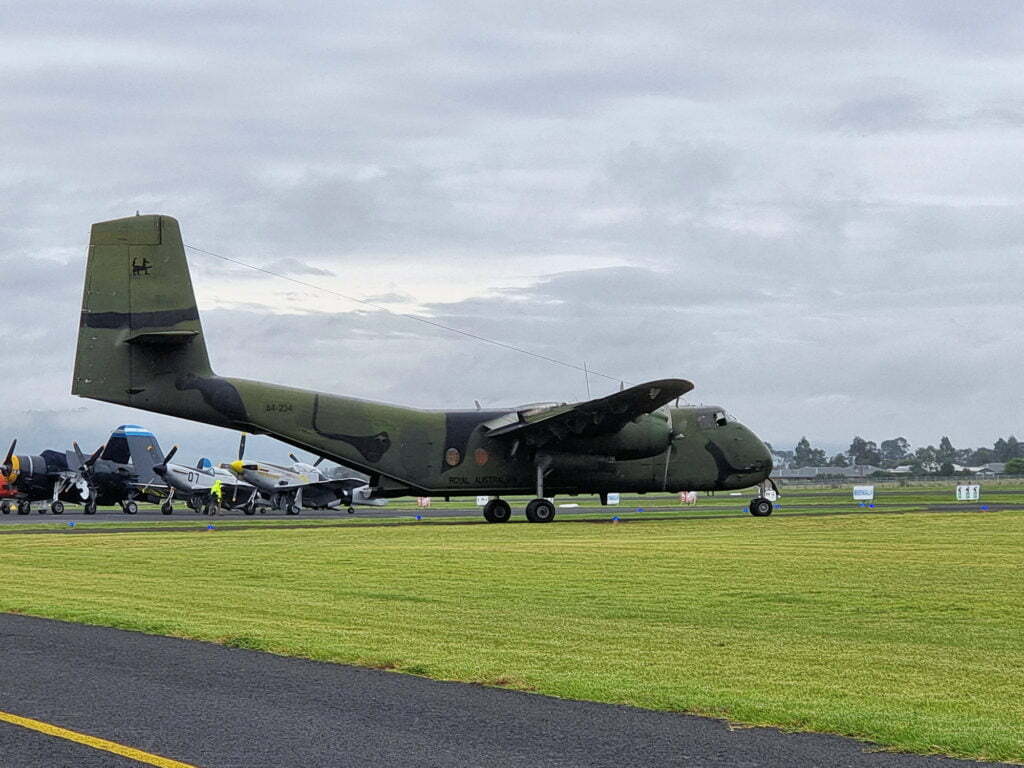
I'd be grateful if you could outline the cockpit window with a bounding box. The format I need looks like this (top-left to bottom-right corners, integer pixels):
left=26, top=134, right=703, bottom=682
left=696, top=410, right=731, bottom=429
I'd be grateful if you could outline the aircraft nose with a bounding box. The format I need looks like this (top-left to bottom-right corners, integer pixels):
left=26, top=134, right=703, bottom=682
left=229, top=460, right=245, bottom=475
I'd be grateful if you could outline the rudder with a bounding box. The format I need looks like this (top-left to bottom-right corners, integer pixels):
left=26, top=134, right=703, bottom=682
left=73, top=214, right=214, bottom=407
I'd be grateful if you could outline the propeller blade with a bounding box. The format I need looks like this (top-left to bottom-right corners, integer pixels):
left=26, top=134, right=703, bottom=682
left=289, top=453, right=300, bottom=464
left=85, top=444, right=104, bottom=468
left=3, top=439, right=15, bottom=467
left=238, top=434, right=247, bottom=461
left=163, top=445, right=179, bottom=465
left=313, top=456, right=325, bottom=467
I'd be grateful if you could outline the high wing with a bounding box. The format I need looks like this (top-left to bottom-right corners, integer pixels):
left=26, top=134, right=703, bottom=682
left=481, top=378, right=693, bottom=443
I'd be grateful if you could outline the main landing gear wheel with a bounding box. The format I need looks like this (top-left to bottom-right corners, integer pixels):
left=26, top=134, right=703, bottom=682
left=287, top=504, right=301, bottom=515
left=524, top=498, right=556, bottom=523
left=482, top=499, right=512, bottom=523
left=123, top=500, right=139, bottom=515
left=50, top=501, right=64, bottom=515
left=83, top=500, right=97, bottom=515
left=160, top=502, right=173, bottom=515
left=243, top=505, right=256, bottom=516
left=347, top=507, right=355, bottom=514
left=17, top=500, right=31, bottom=515
left=749, top=498, right=773, bottom=517
left=0, top=501, right=9, bottom=514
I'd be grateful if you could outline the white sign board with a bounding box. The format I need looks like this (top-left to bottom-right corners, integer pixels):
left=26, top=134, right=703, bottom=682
left=763, top=488, right=778, bottom=502
left=476, top=495, right=491, bottom=506
left=956, top=484, right=980, bottom=501
left=416, top=497, right=431, bottom=508
left=679, top=491, right=698, bottom=505
left=852, top=485, right=875, bottom=501
left=605, top=492, right=620, bottom=505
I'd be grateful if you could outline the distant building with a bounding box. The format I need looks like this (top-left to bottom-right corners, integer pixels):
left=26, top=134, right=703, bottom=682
left=772, top=465, right=882, bottom=480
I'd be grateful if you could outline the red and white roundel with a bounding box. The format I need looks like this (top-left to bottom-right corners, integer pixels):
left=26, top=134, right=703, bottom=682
left=445, top=448, right=461, bottom=466
left=473, top=448, right=489, bottom=466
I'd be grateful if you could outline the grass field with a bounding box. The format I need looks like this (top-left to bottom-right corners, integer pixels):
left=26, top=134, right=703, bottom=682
left=1, top=490, right=1022, bottom=762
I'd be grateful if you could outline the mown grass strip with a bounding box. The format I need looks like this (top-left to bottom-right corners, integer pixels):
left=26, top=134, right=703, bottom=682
left=1, top=509, right=1022, bottom=762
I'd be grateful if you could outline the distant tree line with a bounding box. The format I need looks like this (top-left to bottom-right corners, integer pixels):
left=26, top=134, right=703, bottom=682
left=773, top=435, right=1024, bottom=475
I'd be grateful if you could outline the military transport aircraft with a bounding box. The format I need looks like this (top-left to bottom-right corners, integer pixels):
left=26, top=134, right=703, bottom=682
left=72, top=215, right=774, bottom=522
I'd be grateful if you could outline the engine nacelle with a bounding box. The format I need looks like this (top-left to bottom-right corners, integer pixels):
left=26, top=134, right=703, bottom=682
left=555, top=409, right=673, bottom=461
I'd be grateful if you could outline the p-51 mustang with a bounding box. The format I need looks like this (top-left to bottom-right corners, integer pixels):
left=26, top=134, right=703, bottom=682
left=227, top=436, right=385, bottom=514
left=151, top=446, right=260, bottom=515
left=72, top=215, right=774, bottom=523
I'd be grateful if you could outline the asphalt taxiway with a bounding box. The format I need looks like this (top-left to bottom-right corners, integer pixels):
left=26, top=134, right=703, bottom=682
left=0, top=614, right=1011, bottom=767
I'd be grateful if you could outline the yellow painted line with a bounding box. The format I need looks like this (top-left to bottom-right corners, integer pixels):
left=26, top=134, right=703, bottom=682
left=0, top=709, right=198, bottom=767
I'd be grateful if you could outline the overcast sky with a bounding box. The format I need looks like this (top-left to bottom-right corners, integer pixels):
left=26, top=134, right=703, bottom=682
left=2, top=1, right=1022, bottom=464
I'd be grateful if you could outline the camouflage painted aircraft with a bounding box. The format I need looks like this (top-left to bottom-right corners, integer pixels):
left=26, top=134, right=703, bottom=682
left=72, top=214, right=775, bottom=523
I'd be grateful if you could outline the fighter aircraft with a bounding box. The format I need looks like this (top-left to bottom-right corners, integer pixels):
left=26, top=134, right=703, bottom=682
left=72, top=214, right=774, bottom=523
left=226, top=436, right=385, bottom=514
left=0, top=426, right=168, bottom=514
left=0, top=439, right=99, bottom=514
left=151, top=447, right=260, bottom=515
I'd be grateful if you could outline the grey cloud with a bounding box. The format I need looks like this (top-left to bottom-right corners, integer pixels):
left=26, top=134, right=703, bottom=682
left=263, top=258, right=335, bottom=277
left=3, top=0, right=1023, bottom=456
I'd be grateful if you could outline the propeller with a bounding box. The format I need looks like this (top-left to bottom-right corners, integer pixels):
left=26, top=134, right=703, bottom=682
left=72, top=442, right=104, bottom=500
left=1, top=439, right=16, bottom=479
left=662, top=431, right=684, bottom=491
left=313, top=456, right=325, bottom=467
left=152, top=445, right=179, bottom=477
left=289, top=453, right=300, bottom=464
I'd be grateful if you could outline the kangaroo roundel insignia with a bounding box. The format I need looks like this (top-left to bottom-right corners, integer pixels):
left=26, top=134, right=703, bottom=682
left=445, top=448, right=461, bottom=467
left=473, top=448, right=489, bottom=466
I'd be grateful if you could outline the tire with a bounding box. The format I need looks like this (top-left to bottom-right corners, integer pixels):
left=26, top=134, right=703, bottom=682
left=51, top=501, right=64, bottom=515
left=749, top=498, right=773, bottom=517
left=123, top=501, right=139, bottom=515
left=160, top=502, right=173, bottom=515
left=0, top=501, right=9, bottom=515
left=483, top=499, right=512, bottom=523
left=84, top=501, right=97, bottom=515
left=17, top=501, right=30, bottom=515
left=524, top=498, right=556, bottom=523
left=288, top=504, right=301, bottom=515
left=347, top=507, right=354, bottom=514
left=243, top=506, right=256, bottom=516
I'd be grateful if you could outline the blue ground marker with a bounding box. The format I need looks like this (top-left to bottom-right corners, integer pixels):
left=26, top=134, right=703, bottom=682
left=206, top=525, right=215, bottom=530
left=415, top=514, right=422, bottom=520
left=612, top=516, right=620, bottom=522
left=67, top=521, right=75, bottom=528
left=980, top=505, right=989, bottom=511
left=636, top=507, right=644, bottom=513
left=869, top=504, right=875, bottom=508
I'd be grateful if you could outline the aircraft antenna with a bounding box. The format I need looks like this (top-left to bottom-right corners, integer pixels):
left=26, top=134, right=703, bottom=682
left=185, top=244, right=635, bottom=388
left=583, top=361, right=591, bottom=399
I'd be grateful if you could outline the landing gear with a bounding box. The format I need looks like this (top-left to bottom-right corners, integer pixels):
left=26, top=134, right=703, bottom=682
left=187, top=497, right=201, bottom=513
left=50, top=501, right=64, bottom=515
left=17, top=500, right=31, bottom=515
left=482, top=498, right=511, bottom=523
left=525, top=498, right=556, bottom=523
left=160, top=502, right=173, bottom=515
left=347, top=507, right=355, bottom=514
left=122, top=500, right=139, bottom=515
left=0, top=501, right=9, bottom=514
left=749, top=498, right=773, bottom=517
left=83, top=500, right=97, bottom=515
left=287, top=503, right=301, bottom=515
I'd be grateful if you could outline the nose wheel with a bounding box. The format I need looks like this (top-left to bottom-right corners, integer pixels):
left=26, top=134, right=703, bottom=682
left=749, top=498, right=773, bottom=516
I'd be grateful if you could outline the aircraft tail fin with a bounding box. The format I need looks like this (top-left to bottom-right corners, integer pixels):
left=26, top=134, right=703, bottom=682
left=102, top=424, right=164, bottom=482
left=72, top=214, right=214, bottom=407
